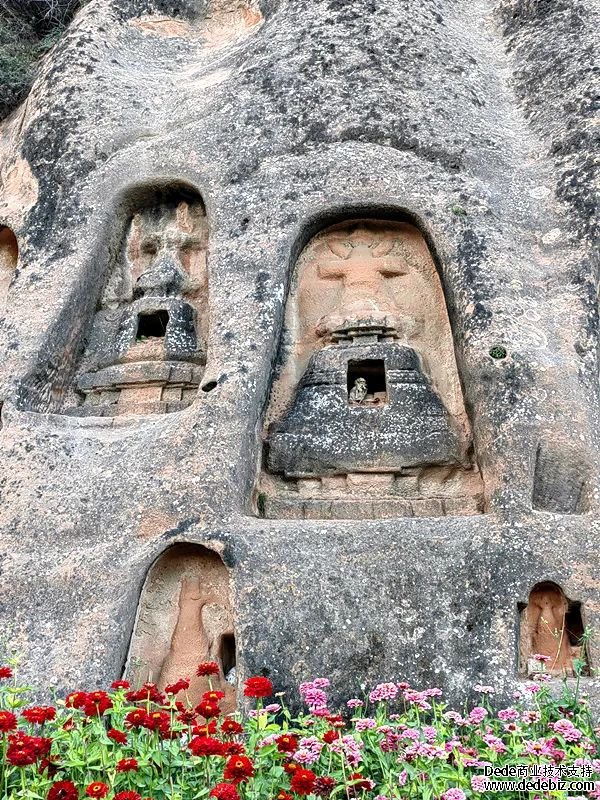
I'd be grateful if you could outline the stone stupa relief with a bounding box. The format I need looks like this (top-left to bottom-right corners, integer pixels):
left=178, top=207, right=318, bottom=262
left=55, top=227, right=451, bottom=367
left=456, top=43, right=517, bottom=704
left=126, top=544, right=236, bottom=712
left=256, top=219, right=485, bottom=520
left=64, top=188, right=209, bottom=417
left=0, top=225, right=18, bottom=314
left=519, top=581, right=588, bottom=678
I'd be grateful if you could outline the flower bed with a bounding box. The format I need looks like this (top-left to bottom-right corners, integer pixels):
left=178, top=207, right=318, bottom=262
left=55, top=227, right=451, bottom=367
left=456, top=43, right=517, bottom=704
left=0, top=659, right=598, bottom=799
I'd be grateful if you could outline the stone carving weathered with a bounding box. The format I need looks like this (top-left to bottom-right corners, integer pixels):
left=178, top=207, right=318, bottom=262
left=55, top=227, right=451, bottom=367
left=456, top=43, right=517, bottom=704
left=258, top=219, right=484, bottom=519
left=126, top=545, right=236, bottom=711
left=520, top=582, right=585, bottom=677
left=67, top=190, right=208, bottom=417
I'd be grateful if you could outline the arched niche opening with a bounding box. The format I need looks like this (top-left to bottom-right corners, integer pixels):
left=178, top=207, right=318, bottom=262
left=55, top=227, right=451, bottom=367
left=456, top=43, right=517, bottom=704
left=518, top=581, right=589, bottom=678
left=125, top=543, right=236, bottom=712
left=255, top=216, right=484, bottom=520
left=63, top=183, right=209, bottom=418
left=0, top=225, right=18, bottom=310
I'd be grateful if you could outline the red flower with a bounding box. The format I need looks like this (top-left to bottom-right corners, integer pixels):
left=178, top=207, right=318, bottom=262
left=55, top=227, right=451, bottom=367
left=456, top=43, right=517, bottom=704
left=196, top=700, right=221, bottom=719
left=177, top=709, right=197, bottom=724
left=114, top=794, right=141, bottom=800
left=125, top=684, right=164, bottom=704
left=276, top=793, right=293, bottom=800
left=243, top=676, right=273, bottom=698
left=107, top=728, right=128, bottom=745
left=197, top=662, right=220, bottom=677
left=276, top=734, right=298, bottom=753
left=290, top=768, right=316, bottom=796
left=348, top=773, right=374, bottom=791
left=116, top=758, right=138, bottom=772
left=86, top=783, right=109, bottom=798
left=65, top=692, right=88, bottom=709
left=224, top=742, right=245, bottom=756
left=83, top=691, right=112, bottom=717
left=0, top=710, right=17, bottom=733
left=221, top=719, right=243, bottom=735
left=314, top=777, right=336, bottom=798
left=188, top=735, right=226, bottom=757
left=322, top=730, right=338, bottom=744
left=165, top=679, right=190, bottom=694
left=203, top=690, right=225, bottom=702
left=193, top=719, right=218, bottom=736
left=0, top=666, right=13, bottom=679
left=39, top=756, right=60, bottom=777
left=144, top=711, right=171, bottom=733
left=283, top=761, right=299, bottom=775
left=111, top=680, right=130, bottom=690
left=7, top=744, right=37, bottom=766
left=125, top=709, right=148, bottom=728
left=223, top=755, right=255, bottom=784
left=47, top=781, right=78, bottom=800
left=209, top=784, right=240, bottom=800
left=22, top=706, right=56, bottom=725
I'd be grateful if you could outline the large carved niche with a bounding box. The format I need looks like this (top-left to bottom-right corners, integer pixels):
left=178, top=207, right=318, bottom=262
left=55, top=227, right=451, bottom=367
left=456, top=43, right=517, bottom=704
left=518, top=581, right=588, bottom=678
left=256, top=219, right=484, bottom=519
left=126, top=544, right=236, bottom=712
left=64, top=186, right=208, bottom=417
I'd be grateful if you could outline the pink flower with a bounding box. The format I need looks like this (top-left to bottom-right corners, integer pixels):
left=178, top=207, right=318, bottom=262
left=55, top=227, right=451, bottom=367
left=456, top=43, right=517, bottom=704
left=497, top=708, right=519, bottom=721
left=368, top=683, right=398, bottom=703
left=471, top=775, right=487, bottom=792
left=473, top=685, right=494, bottom=694
left=346, top=699, right=364, bottom=709
left=524, top=683, right=541, bottom=694
left=354, top=718, right=376, bottom=731
left=398, top=771, right=408, bottom=787
left=441, top=790, right=466, bottom=800
left=532, top=654, right=552, bottom=663
left=468, top=707, right=488, bottom=724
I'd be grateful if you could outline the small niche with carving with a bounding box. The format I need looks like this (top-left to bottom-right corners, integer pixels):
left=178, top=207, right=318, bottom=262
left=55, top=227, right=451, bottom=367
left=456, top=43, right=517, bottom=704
left=518, top=581, right=589, bottom=678
left=125, top=543, right=236, bottom=712
left=255, top=217, right=485, bottom=520
left=347, top=359, right=387, bottom=405
left=0, top=225, right=18, bottom=312
left=62, top=184, right=209, bottom=418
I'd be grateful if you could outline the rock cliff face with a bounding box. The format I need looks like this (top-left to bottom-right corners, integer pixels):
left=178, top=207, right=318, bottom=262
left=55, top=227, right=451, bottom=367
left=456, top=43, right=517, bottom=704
left=0, top=0, right=598, bottom=705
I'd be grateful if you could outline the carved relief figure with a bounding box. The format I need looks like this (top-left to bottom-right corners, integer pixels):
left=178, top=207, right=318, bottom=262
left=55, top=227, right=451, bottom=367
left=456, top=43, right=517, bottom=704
left=521, top=582, right=584, bottom=677
left=258, top=219, right=484, bottom=519
left=126, top=545, right=236, bottom=712
left=68, top=188, right=208, bottom=416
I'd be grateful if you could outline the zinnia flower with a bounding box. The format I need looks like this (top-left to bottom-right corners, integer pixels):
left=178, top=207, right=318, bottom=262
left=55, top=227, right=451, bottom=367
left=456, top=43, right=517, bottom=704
left=243, top=676, right=273, bottom=698
left=115, top=758, right=138, bottom=772
left=209, top=783, right=240, bottom=800
left=189, top=736, right=226, bottom=757
left=197, top=662, right=220, bottom=676
left=22, top=706, right=56, bottom=725
left=196, top=700, right=221, bottom=719
left=0, top=710, right=17, bottom=733
left=86, top=783, right=109, bottom=798
left=290, top=768, right=317, bottom=795
left=110, top=680, right=130, bottom=690
left=165, top=679, right=190, bottom=694
left=107, top=728, right=128, bottom=744
left=47, top=782, right=78, bottom=800
left=313, top=777, right=336, bottom=797
left=113, top=794, right=141, bottom=800
left=441, top=791, right=466, bottom=800
left=223, top=755, right=255, bottom=784
left=221, top=719, right=244, bottom=735
left=276, top=734, right=298, bottom=753
left=0, top=666, right=13, bottom=679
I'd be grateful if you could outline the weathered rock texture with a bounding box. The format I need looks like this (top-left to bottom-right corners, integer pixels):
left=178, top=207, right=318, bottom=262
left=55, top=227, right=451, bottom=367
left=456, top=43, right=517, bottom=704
left=0, top=0, right=598, bottom=707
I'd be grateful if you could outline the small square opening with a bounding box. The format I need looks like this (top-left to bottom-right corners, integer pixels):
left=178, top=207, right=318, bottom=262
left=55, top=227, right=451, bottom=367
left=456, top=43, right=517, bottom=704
left=136, top=310, right=169, bottom=339
left=347, top=359, right=387, bottom=405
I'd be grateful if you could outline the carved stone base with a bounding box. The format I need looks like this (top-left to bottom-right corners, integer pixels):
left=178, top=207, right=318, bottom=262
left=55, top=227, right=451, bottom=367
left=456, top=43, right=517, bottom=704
left=258, top=466, right=484, bottom=519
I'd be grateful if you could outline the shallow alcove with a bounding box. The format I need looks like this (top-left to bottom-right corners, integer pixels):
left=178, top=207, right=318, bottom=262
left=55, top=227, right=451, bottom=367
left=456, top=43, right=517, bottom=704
left=0, top=225, right=18, bottom=311
left=125, top=544, right=236, bottom=711
left=518, top=581, right=589, bottom=677
left=532, top=443, right=591, bottom=514
left=256, top=215, right=485, bottom=520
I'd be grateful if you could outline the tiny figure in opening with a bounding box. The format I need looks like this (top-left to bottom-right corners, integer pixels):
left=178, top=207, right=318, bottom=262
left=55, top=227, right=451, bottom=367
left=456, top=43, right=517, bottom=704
left=349, top=376, right=368, bottom=404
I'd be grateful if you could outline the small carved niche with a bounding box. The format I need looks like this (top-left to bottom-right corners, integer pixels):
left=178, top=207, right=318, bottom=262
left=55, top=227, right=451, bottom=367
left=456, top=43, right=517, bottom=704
left=65, top=186, right=209, bottom=417
left=0, top=226, right=18, bottom=312
left=126, top=544, right=236, bottom=712
left=518, top=581, right=589, bottom=678
left=256, top=218, right=484, bottom=520
left=532, top=443, right=591, bottom=514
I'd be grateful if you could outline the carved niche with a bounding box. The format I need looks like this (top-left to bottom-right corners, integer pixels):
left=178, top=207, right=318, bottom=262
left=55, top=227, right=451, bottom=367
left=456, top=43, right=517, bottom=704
left=126, top=544, right=236, bottom=712
left=67, top=188, right=208, bottom=417
left=257, top=219, right=484, bottom=519
left=0, top=225, right=18, bottom=313
left=519, top=581, right=587, bottom=678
